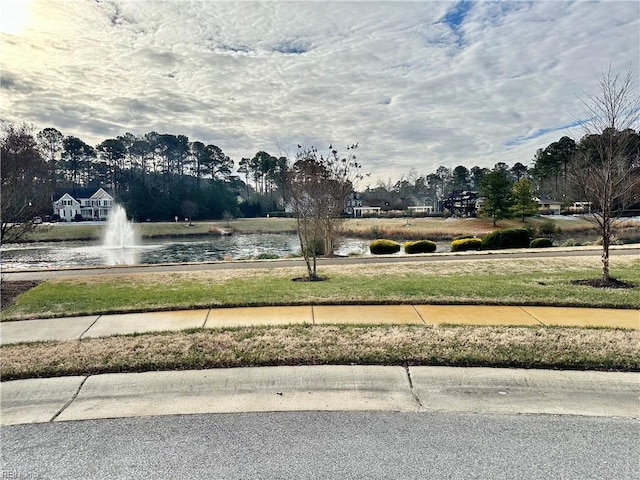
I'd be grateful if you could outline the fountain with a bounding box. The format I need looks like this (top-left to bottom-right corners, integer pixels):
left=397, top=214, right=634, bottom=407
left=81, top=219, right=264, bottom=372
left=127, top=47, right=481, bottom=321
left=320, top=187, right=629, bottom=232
left=103, top=204, right=139, bottom=265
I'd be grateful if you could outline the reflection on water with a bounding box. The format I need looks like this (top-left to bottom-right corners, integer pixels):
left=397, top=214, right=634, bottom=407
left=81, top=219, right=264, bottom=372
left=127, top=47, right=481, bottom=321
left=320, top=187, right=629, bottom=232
left=104, top=247, right=141, bottom=266
left=0, top=234, right=371, bottom=271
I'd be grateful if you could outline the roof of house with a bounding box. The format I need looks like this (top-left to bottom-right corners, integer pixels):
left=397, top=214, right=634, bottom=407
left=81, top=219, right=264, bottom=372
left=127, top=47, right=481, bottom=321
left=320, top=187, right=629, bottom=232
left=54, top=187, right=113, bottom=202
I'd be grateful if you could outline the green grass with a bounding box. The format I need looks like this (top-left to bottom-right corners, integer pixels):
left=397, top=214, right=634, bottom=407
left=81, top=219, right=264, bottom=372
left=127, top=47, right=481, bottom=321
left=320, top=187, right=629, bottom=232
left=3, top=257, right=639, bottom=320
left=3, top=255, right=639, bottom=380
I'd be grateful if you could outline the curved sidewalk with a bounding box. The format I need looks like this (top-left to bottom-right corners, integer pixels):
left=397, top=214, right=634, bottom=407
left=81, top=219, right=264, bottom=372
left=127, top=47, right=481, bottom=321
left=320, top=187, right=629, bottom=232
left=0, top=304, right=638, bottom=345
left=2, top=305, right=639, bottom=426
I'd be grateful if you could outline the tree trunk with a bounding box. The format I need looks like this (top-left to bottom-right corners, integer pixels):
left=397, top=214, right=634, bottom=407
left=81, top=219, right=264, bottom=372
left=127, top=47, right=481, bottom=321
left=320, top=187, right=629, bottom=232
left=312, top=253, right=317, bottom=279
left=601, top=213, right=611, bottom=283
left=602, top=243, right=610, bottom=283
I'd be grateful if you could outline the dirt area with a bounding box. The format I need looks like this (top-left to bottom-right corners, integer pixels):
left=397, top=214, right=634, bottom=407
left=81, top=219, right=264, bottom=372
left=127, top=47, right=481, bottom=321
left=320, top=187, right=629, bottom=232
left=571, top=278, right=635, bottom=289
left=1, top=281, right=41, bottom=309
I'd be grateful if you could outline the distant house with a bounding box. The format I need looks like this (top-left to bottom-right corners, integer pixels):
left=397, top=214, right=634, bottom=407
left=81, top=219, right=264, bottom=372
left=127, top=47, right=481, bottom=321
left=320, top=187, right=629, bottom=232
left=567, top=201, right=592, bottom=214
left=346, top=192, right=382, bottom=217
left=53, top=187, right=114, bottom=221
left=353, top=205, right=382, bottom=217
left=441, top=191, right=479, bottom=217
left=536, top=197, right=563, bottom=215
left=405, top=194, right=435, bottom=215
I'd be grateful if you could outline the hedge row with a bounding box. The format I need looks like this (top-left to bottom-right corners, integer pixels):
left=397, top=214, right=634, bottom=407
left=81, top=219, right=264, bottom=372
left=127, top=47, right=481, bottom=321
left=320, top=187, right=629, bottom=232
left=451, top=237, right=482, bottom=252
left=404, top=240, right=437, bottom=254
left=370, top=229, right=550, bottom=255
left=481, top=228, right=530, bottom=250
left=369, top=239, right=401, bottom=254
left=369, top=239, right=436, bottom=255
left=530, top=237, right=554, bottom=248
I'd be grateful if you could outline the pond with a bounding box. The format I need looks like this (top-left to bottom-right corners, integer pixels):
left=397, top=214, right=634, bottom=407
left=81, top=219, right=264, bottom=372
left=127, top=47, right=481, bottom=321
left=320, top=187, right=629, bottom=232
left=0, top=234, right=376, bottom=271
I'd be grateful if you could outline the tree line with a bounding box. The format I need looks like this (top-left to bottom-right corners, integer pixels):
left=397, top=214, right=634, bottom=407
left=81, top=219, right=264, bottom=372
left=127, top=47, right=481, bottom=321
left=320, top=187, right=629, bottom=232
left=0, top=124, right=301, bottom=234
left=1, top=120, right=637, bottom=242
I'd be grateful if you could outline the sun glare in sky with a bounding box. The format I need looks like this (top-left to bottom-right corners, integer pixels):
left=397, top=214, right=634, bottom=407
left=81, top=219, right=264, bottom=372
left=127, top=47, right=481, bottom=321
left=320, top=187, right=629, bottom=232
left=1, top=0, right=33, bottom=35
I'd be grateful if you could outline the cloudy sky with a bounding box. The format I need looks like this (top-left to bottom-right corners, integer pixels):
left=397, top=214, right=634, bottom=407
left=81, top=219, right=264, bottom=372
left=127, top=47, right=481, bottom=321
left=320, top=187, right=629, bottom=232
left=1, top=0, right=638, bottom=185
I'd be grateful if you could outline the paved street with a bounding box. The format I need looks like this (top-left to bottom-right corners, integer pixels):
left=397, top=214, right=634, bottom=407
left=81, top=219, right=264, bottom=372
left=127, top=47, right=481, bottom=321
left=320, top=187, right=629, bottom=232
left=2, top=411, right=638, bottom=479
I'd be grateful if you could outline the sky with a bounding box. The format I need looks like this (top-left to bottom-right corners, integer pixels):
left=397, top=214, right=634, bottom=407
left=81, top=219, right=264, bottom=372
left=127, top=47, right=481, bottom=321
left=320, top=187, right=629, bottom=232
left=1, top=0, right=638, bottom=186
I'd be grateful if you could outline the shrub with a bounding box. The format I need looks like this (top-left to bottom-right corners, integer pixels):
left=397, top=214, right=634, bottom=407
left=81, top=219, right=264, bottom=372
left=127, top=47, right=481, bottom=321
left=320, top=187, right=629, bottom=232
left=256, top=253, right=280, bottom=259
left=369, top=226, right=382, bottom=238
left=561, top=238, right=580, bottom=247
left=404, top=240, right=437, bottom=254
left=538, top=220, right=562, bottom=237
left=482, top=228, right=530, bottom=250
left=530, top=238, right=554, bottom=248
left=369, top=239, right=401, bottom=255
left=303, top=238, right=325, bottom=257
left=595, top=235, right=623, bottom=246
left=451, top=237, right=482, bottom=252
left=453, top=234, right=474, bottom=241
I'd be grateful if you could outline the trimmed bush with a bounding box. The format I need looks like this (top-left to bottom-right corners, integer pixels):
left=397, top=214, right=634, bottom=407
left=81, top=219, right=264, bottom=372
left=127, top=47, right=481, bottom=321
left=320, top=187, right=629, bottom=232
left=369, top=239, right=401, bottom=255
left=404, top=240, right=437, bottom=254
left=453, top=234, right=475, bottom=241
left=451, top=237, right=482, bottom=252
left=482, top=228, right=530, bottom=250
left=530, top=238, right=554, bottom=248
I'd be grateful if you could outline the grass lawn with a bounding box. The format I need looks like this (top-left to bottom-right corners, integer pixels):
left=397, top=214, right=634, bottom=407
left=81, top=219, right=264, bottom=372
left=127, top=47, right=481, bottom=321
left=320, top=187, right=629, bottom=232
left=2, top=255, right=639, bottom=380
left=2, top=324, right=638, bottom=381
left=2, top=256, right=639, bottom=321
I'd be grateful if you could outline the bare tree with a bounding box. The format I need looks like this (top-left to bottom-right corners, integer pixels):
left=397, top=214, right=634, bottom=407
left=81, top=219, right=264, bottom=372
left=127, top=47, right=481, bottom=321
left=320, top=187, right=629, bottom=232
left=1, top=123, right=52, bottom=243
left=569, top=66, right=640, bottom=284
left=286, top=144, right=362, bottom=280
left=180, top=200, right=198, bottom=226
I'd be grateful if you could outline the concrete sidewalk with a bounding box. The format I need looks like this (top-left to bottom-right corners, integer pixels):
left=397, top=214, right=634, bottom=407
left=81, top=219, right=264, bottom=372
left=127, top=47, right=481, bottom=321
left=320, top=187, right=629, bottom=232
left=0, top=304, right=638, bottom=345
left=2, top=366, right=639, bottom=425
left=2, top=306, right=638, bottom=426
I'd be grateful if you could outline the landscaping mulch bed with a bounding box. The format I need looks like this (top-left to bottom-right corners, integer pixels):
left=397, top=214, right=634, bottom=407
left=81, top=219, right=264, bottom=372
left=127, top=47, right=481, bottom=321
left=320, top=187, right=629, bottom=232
left=1, top=281, right=41, bottom=309
left=571, top=278, right=635, bottom=289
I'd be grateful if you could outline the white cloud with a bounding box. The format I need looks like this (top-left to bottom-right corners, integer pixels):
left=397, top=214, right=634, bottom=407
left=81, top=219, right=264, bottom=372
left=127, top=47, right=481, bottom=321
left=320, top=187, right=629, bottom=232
left=1, top=0, right=638, bottom=185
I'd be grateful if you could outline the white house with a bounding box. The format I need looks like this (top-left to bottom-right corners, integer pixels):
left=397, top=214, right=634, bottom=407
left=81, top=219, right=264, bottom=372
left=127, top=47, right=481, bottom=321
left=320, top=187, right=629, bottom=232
left=405, top=194, right=436, bottom=214
left=407, top=205, right=434, bottom=214
left=535, top=197, right=563, bottom=215
left=53, top=188, right=114, bottom=221
left=353, top=205, right=382, bottom=217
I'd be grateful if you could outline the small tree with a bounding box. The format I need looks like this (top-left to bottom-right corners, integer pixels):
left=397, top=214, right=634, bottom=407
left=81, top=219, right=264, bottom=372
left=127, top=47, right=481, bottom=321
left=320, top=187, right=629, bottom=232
left=569, top=66, right=640, bottom=284
left=286, top=144, right=362, bottom=280
left=479, top=170, right=513, bottom=226
left=510, top=178, right=539, bottom=222
left=180, top=200, right=198, bottom=225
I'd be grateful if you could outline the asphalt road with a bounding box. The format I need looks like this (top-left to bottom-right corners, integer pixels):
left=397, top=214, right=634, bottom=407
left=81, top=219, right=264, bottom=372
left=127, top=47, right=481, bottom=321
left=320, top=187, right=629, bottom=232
left=2, top=411, right=638, bottom=479
left=3, top=246, right=639, bottom=281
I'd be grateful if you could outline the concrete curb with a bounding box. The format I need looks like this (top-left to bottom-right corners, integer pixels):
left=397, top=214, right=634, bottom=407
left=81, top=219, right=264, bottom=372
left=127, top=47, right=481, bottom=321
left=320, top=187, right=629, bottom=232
left=2, top=366, right=638, bottom=426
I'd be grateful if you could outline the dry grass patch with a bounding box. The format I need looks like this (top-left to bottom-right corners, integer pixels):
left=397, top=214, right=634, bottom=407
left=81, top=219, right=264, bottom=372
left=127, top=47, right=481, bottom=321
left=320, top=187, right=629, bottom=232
left=2, top=324, right=638, bottom=380
left=326, top=256, right=637, bottom=277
